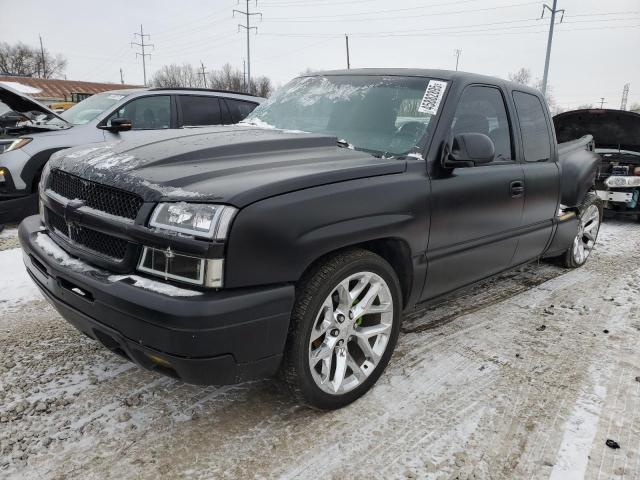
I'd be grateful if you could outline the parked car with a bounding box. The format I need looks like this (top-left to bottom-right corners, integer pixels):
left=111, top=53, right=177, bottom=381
left=0, top=84, right=262, bottom=223
left=554, top=108, right=640, bottom=220
left=19, top=69, right=601, bottom=409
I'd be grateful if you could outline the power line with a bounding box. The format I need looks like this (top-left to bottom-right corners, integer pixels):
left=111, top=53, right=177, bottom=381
left=234, top=0, right=262, bottom=92
left=257, top=17, right=640, bottom=38
left=262, top=1, right=540, bottom=22
left=541, top=0, right=565, bottom=96
left=131, top=24, right=154, bottom=86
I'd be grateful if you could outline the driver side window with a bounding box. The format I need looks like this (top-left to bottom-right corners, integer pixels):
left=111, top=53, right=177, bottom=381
left=452, top=86, right=514, bottom=162
left=107, top=95, right=171, bottom=130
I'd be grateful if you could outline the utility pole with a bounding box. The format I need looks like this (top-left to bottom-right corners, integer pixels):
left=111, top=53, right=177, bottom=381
left=621, top=83, right=630, bottom=110
left=454, top=49, right=462, bottom=71
left=541, top=1, right=565, bottom=96
left=243, top=59, right=247, bottom=91
left=38, top=35, right=46, bottom=78
left=599, top=97, right=606, bottom=109
left=345, top=34, right=351, bottom=69
left=131, top=25, right=153, bottom=86
left=120, top=68, right=125, bottom=85
left=234, top=1, right=262, bottom=94
left=199, top=61, right=208, bottom=88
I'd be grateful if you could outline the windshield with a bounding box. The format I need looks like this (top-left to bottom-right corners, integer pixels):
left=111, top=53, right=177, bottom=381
left=244, top=75, right=444, bottom=156
left=58, top=92, right=129, bottom=125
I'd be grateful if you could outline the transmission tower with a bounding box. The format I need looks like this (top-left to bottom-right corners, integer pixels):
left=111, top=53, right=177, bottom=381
left=131, top=25, right=154, bottom=86
left=199, top=61, right=208, bottom=88
left=621, top=83, right=630, bottom=110
left=454, top=49, right=462, bottom=71
left=234, top=1, right=262, bottom=93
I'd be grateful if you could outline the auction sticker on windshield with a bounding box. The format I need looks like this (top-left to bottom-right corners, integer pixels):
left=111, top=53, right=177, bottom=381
left=418, top=80, right=448, bottom=115
left=107, top=94, right=125, bottom=100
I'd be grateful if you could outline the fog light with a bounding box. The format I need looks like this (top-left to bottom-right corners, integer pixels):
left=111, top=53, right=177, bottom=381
left=0, top=168, right=5, bottom=184
left=137, top=246, right=224, bottom=287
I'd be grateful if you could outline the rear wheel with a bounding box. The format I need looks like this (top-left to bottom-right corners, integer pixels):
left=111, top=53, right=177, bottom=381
left=280, top=249, right=402, bottom=410
left=562, top=193, right=602, bottom=268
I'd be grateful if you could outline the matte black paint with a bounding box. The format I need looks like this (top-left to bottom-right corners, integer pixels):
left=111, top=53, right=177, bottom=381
left=19, top=69, right=601, bottom=386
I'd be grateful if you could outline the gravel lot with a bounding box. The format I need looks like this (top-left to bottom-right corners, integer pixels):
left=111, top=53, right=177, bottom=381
left=1, top=220, right=639, bottom=479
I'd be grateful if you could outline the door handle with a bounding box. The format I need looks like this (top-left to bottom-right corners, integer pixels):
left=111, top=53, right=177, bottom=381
left=510, top=180, right=525, bottom=197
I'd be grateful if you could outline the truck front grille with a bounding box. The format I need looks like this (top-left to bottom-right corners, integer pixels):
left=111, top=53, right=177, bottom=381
left=48, top=169, right=144, bottom=220
left=46, top=209, right=129, bottom=261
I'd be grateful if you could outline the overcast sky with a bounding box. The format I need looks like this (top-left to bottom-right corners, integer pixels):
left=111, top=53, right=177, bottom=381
left=1, top=0, right=639, bottom=109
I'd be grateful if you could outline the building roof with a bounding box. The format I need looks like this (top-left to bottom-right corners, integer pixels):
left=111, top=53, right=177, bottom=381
left=0, top=76, right=141, bottom=102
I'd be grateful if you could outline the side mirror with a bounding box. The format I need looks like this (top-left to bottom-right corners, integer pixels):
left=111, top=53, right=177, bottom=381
left=100, top=117, right=132, bottom=132
left=443, top=133, right=495, bottom=168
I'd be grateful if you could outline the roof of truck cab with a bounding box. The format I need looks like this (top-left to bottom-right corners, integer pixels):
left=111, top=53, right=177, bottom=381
left=309, top=68, right=541, bottom=95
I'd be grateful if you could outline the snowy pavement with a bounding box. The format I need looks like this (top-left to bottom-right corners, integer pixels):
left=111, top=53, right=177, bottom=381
left=1, top=220, right=640, bottom=479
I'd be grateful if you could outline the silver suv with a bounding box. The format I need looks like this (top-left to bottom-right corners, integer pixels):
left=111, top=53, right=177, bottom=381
left=0, top=85, right=262, bottom=223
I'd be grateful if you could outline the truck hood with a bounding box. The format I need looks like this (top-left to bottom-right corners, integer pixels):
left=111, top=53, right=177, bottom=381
left=47, top=126, right=407, bottom=207
left=554, top=109, right=640, bottom=153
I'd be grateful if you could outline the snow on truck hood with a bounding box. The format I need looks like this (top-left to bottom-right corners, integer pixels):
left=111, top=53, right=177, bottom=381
left=48, top=125, right=406, bottom=207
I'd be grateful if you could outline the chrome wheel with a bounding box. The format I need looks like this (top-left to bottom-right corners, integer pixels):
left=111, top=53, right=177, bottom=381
left=308, top=271, right=394, bottom=395
left=572, top=204, right=600, bottom=265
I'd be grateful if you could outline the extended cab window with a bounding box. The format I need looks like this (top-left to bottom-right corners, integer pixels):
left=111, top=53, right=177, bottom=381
left=452, top=86, right=513, bottom=162
left=225, top=99, right=257, bottom=123
left=108, top=95, right=171, bottom=130
left=513, top=91, right=551, bottom=162
left=180, top=95, right=222, bottom=126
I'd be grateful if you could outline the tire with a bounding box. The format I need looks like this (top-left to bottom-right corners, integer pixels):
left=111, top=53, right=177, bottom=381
left=561, top=192, right=603, bottom=268
left=280, top=248, right=402, bottom=410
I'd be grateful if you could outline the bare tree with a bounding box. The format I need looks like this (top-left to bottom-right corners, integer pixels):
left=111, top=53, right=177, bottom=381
left=629, top=102, right=640, bottom=112
left=576, top=103, right=595, bottom=109
left=150, top=64, right=200, bottom=88
left=208, top=63, right=273, bottom=97
left=151, top=62, right=273, bottom=96
left=508, top=67, right=532, bottom=85
left=508, top=67, right=559, bottom=113
left=0, top=41, right=67, bottom=78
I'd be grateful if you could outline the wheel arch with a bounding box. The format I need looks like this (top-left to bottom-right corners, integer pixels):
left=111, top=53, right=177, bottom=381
left=296, top=237, right=414, bottom=309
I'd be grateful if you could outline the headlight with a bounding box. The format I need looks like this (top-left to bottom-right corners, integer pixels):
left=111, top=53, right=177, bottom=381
left=149, top=202, right=237, bottom=239
left=141, top=202, right=237, bottom=288
left=138, top=246, right=224, bottom=287
left=4, top=138, right=32, bottom=153
left=605, top=176, right=640, bottom=188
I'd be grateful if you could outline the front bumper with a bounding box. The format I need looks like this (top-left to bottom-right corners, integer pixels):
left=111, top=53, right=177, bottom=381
left=19, top=215, right=295, bottom=385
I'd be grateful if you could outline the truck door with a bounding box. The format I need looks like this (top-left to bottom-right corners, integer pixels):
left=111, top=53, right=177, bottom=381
left=422, top=85, right=525, bottom=300
left=509, top=91, right=560, bottom=265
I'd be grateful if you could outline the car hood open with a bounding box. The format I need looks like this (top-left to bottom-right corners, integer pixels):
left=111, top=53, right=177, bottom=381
left=47, top=125, right=407, bottom=208
left=554, top=109, right=640, bottom=153
left=0, top=82, right=69, bottom=123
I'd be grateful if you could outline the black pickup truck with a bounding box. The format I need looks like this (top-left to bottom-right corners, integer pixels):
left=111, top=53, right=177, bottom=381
left=19, top=69, right=601, bottom=409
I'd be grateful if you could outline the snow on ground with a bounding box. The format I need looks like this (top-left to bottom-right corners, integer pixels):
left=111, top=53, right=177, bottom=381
left=1, top=220, right=640, bottom=479
left=0, top=247, right=42, bottom=313
left=0, top=227, right=18, bottom=240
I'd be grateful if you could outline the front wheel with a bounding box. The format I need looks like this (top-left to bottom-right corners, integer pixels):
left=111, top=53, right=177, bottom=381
left=562, top=193, right=603, bottom=268
left=280, top=249, right=402, bottom=410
